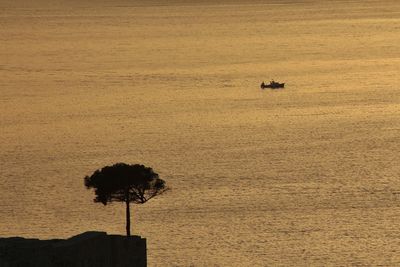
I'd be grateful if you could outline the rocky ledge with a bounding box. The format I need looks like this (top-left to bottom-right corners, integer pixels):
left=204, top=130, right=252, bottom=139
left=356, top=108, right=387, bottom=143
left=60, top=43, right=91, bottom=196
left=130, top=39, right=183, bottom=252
left=0, top=231, right=146, bottom=267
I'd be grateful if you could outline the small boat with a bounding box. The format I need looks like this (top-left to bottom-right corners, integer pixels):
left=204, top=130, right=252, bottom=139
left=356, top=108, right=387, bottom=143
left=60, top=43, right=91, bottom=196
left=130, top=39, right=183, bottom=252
left=261, top=80, right=285, bottom=89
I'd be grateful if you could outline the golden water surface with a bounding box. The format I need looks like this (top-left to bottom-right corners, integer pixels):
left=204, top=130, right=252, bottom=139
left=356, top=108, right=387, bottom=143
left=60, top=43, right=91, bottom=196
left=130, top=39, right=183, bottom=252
left=1, top=0, right=400, bottom=265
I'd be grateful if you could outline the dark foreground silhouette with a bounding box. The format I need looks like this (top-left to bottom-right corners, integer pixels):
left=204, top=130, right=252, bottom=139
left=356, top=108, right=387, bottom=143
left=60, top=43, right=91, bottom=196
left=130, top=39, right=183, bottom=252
left=0, top=232, right=146, bottom=267
left=84, top=163, right=168, bottom=237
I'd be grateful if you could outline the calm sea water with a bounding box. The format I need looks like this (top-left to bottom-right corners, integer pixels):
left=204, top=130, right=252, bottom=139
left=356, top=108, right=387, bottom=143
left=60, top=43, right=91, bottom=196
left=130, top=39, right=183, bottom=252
left=1, top=0, right=400, bottom=265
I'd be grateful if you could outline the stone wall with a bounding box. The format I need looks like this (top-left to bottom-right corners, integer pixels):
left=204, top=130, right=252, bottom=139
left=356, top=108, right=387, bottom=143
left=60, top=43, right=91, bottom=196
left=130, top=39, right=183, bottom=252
left=0, top=232, right=146, bottom=267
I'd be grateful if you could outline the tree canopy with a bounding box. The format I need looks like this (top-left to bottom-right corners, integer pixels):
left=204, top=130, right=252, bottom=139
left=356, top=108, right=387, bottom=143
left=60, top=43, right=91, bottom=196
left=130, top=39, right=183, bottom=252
left=84, top=163, right=168, bottom=236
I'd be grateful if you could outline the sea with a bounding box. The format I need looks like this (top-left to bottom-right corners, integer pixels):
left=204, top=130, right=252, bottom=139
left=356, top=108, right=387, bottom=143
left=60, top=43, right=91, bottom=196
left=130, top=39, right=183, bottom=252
left=1, top=0, right=400, bottom=265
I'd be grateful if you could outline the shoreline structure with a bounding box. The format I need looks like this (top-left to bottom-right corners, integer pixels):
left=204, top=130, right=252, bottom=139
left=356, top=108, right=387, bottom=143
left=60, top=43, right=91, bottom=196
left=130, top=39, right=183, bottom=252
left=0, top=231, right=146, bottom=267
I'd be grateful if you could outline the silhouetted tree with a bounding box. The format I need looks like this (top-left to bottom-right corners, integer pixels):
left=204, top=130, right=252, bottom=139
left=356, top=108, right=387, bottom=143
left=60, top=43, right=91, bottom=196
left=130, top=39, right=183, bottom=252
left=84, top=163, right=168, bottom=236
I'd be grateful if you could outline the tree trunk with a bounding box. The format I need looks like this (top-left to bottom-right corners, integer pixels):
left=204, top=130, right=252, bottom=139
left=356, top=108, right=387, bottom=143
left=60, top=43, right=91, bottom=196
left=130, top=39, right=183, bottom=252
left=126, top=199, right=131, bottom=237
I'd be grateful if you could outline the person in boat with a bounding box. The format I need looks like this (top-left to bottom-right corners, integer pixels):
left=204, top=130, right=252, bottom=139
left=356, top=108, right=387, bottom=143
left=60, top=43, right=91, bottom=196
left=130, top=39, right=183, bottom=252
left=261, top=81, right=265, bottom=88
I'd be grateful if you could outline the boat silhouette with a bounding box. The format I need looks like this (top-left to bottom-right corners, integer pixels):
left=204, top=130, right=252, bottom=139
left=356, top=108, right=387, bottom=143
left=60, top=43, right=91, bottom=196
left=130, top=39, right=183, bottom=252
left=261, top=80, right=285, bottom=89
